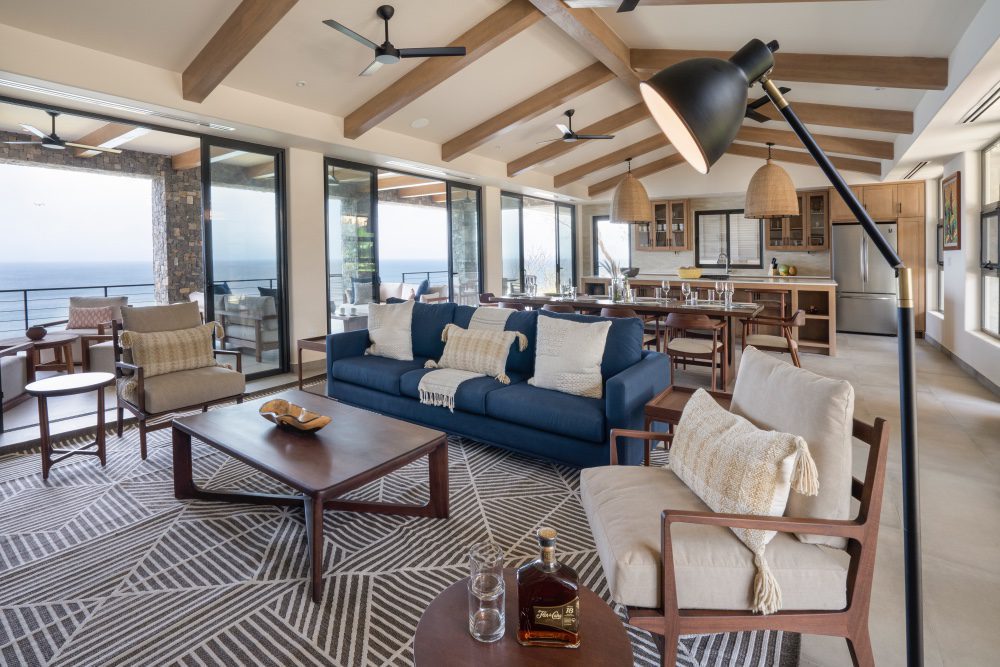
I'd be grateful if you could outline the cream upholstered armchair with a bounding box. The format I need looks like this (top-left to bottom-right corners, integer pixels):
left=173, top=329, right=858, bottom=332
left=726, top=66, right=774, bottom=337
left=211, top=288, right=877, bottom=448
left=216, top=294, right=280, bottom=363
left=580, top=347, right=889, bottom=667
left=42, top=295, right=127, bottom=373
left=1, top=342, right=34, bottom=432
left=113, top=302, right=245, bottom=458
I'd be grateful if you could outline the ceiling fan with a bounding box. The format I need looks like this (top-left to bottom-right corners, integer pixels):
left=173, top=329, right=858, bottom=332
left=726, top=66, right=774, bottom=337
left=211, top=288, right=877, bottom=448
left=323, top=5, right=467, bottom=77
left=540, top=109, right=615, bottom=143
left=2, top=110, right=122, bottom=154
left=617, top=0, right=641, bottom=11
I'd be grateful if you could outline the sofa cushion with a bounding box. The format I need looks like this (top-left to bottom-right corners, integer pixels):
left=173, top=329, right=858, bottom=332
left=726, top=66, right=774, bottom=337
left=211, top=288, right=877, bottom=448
left=412, top=302, right=457, bottom=359
left=580, top=465, right=849, bottom=611
left=732, top=346, right=854, bottom=548
left=118, top=365, right=245, bottom=414
left=538, top=311, right=642, bottom=380
left=503, top=310, right=539, bottom=377
left=400, top=369, right=526, bottom=415
left=486, top=383, right=605, bottom=443
left=331, top=356, right=429, bottom=396
left=367, top=300, right=414, bottom=360
left=529, top=313, right=611, bottom=399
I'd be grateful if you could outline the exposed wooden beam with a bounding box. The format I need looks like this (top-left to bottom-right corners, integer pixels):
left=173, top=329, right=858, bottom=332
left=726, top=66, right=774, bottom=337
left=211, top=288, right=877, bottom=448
left=507, top=103, right=648, bottom=176
left=727, top=142, right=882, bottom=176
left=378, top=175, right=439, bottom=190
left=441, top=62, right=614, bottom=162
left=526, top=0, right=639, bottom=88
left=182, top=0, right=298, bottom=103
left=566, top=0, right=866, bottom=6
left=757, top=101, right=912, bottom=134
left=554, top=134, right=668, bottom=187
left=171, top=147, right=201, bottom=171
left=736, top=126, right=893, bottom=160
left=344, top=0, right=544, bottom=139
left=72, top=123, right=150, bottom=157
left=632, top=49, right=947, bottom=90
left=587, top=153, right=685, bottom=197
left=398, top=183, right=448, bottom=198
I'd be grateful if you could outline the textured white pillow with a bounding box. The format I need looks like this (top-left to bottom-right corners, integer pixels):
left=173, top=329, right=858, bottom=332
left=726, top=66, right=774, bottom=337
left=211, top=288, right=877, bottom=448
left=528, top=314, right=611, bottom=398
left=366, top=299, right=414, bottom=360
left=670, top=389, right=819, bottom=615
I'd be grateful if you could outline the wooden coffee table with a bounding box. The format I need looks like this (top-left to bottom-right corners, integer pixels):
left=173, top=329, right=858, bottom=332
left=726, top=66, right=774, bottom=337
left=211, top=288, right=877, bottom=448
left=0, top=333, right=77, bottom=374
left=171, top=389, right=449, bottom=602
left=414, top=569, right=633, bottom=666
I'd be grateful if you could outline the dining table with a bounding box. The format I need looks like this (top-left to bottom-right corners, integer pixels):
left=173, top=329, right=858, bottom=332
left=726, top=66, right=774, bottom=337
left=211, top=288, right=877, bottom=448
left=490, top=294, right=765, bottom=384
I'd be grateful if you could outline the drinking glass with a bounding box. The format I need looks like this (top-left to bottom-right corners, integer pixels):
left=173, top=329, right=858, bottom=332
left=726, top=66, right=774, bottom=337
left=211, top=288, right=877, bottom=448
left=654, top=287, right=664, bottom=302
left=707, top=289, right=716, bottom=302
left=681, top=282, right=691, bottom=304
left=724, top=282, right=735, bottom=306
left=468, top=542, right=505, bottom=643
left=567, top=286, right=577, bottom=300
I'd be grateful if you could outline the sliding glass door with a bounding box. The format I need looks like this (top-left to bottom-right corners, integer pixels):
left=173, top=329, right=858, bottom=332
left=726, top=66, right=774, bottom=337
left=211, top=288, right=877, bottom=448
left=500, top=193, right=576, bottom=294
left=449, top=184, right=482, bottom=305
left=203, top=139, right=288, bottom=378
left=326, top=161, right=377, bottom=313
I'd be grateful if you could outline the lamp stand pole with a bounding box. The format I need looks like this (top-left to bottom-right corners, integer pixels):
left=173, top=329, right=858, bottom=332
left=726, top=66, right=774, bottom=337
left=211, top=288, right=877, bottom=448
left=761, top=78, right=923, bottom=667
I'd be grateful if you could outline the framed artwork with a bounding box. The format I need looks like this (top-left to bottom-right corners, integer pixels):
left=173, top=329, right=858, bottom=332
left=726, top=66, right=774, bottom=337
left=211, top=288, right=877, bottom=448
left=942, top=171, right=961, bottom=250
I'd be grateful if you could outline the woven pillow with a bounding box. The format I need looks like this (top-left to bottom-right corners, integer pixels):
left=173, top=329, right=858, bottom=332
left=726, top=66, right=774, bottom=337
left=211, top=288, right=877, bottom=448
left=67, top=306, right=114, bottom=330
left=119, top=322, right=219, bottom=380
left=366, top=299, right=414, bottom=360
left=528, top=314, right=611, bottom=398
left=670, top=389, right=819, bottom=615
left=425, top=323, right=527, bottom=383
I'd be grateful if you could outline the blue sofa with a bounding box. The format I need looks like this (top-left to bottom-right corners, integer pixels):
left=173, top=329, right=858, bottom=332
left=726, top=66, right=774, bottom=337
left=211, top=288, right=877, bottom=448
left=325, top=303, right=670, bottom=467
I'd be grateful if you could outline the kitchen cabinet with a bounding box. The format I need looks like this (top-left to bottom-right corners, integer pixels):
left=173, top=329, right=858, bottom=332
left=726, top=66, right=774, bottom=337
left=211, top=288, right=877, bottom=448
left=830, top=181, right=926, bottom=222
left=830, top=185, right=863, bottom=222
left=765, top=190, right=827, bottom=251
left=635, top=199, right=689, bottom=250
left=863, top=184, right=897, bottom=220
left=896, top=181, right=925, bottom=217
left=897, top=215, right=926, bottom=332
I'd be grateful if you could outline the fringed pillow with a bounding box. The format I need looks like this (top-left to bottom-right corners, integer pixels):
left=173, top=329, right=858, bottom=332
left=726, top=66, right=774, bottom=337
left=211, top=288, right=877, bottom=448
left=670, top=389, right=819, bottom=615
left=425, top=323, right=527, bottom=383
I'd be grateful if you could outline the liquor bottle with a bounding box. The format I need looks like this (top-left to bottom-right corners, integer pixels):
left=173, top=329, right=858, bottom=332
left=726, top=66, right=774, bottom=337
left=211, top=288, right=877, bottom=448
left=516, top=527, right=580, bottom=648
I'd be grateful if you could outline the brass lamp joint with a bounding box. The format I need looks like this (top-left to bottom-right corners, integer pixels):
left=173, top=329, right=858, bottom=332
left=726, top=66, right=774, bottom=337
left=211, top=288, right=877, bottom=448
left=898, top=267, right=914, bottom=309
left=761, top=78, right=789, bottom=110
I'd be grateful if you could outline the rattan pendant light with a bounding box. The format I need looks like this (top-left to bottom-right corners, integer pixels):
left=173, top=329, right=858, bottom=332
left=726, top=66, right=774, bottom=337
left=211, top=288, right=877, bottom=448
left=745, top=143, right=799, bottom=218
left=610, top=158, right=652, bottom=224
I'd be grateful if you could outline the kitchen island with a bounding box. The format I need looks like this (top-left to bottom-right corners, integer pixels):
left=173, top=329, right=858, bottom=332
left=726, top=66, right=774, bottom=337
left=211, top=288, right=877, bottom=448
left=580, top=274, right=838, bottom=355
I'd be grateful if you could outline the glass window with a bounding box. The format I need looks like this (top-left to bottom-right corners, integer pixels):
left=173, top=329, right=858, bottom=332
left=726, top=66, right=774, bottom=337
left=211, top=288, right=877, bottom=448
left=501, top=194, right=522, bottom=294
left=450, top=184, right=482, bottom=306
left=936, top=221, right=944, bottom=313
left=982, top=210, right=999, bottom=338
left=327, top=163, right=376, bottom=312
left=592, top=215, right=631, bottom=276
left=984, top=137, right=1000, bottom=208
left=695, top=210, right=762, bottom=268
left=501, top=193, right=576, bottom=295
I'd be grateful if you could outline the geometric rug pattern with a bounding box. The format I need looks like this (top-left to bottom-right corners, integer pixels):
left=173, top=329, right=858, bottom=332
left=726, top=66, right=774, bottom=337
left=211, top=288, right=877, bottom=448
left=0, top=406, right=798, bottom=666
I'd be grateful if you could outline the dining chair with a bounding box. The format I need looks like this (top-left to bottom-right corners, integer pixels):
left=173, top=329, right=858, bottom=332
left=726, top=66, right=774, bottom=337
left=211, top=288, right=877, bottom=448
left=741, top=309, right=806, bottom=367
left=541, top=303, right=575, bottom=314
left=478, top=292, right=497, bottom=307
left=663, top=313, right=727, bottom=390
left=600, top=307, right=659, bottom=350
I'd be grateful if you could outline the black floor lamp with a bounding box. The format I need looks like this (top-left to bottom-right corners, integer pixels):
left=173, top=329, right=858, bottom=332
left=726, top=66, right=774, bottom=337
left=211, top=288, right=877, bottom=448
left=637, top=38, right=922, bottom=666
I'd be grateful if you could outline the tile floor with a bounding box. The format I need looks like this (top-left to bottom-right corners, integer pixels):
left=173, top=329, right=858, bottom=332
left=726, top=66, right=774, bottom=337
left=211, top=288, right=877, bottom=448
left=675, top=334, right=1000, bottom=667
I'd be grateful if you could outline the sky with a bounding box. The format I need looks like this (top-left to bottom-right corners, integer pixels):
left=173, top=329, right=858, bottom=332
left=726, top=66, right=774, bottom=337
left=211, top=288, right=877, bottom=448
left=0, top=162, right=153, bottom=263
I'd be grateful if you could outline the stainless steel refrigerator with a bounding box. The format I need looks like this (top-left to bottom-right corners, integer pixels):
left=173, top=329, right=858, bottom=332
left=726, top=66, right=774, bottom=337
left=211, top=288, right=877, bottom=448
left=833, top=222, right=898, bottom=335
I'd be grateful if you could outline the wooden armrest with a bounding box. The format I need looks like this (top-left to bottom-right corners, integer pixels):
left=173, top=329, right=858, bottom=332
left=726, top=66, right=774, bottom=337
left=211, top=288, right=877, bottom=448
left=213, top=349, right=243, bottom=373
left=661, top=509, right=864, bottom=541
left=609, top=428, right=673, bottom=466
left=80, top=334, right=113, bottom=345
left=0, top=342, right=33, bottom=356
left=39, top=318, right=69, bottom=328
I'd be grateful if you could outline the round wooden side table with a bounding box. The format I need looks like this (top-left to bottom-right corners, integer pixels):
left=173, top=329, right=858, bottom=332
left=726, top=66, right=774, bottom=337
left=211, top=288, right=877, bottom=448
left=414, top=569, right=634, bottom=667
left=0, top=333, right=79, bottom=374
left=25, top=372, right=115, bottom=480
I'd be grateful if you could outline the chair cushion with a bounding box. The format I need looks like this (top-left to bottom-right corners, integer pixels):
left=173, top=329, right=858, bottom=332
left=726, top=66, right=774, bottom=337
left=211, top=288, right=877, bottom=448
left=121, top=302, right=201, bottom=333
left=666, top=338, right=721, bottom=354
left=330, top=355, right=429, bottom=396
left=119, top=365, right=245, bottom=414
left=1, top=354, right=28, bottom=401
left=744, top=334, right=795, bottom=350
left=486, top=383, right=606, bottom=443
left=400, top=369, right=526, bottom=415
left=732, top=347, right=855, bottom=548
left=367, top=300, right=414, bottom=361
left=529, top=313, right=611, bottom=398
left=580, top=465, right=849, bottom=611
left=87, top=341, right=116, bottom=374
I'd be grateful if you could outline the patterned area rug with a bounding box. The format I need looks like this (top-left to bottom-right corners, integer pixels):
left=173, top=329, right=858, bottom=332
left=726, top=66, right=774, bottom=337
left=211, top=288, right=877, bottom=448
left=0, top=403, right=799, bottom=666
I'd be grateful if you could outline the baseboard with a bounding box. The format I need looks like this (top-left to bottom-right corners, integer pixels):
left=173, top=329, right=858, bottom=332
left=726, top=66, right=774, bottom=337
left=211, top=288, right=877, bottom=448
left=923, top=334, right=1000, bottom=398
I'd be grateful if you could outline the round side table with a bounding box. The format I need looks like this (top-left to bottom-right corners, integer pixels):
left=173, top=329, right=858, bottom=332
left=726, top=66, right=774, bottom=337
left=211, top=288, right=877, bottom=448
left=25, top=372, right=115, bottom=480
left=414, top=569, right=633, bottom=666
left=0, top=333, right=79, bottom=374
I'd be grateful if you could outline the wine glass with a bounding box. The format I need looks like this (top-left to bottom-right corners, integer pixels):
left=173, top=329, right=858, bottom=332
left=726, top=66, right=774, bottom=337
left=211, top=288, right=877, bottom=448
left=680, top=282, right=691, bottom=304
left=714, top=280, right=723, bottom=297
left=661, top=280, right=670, bottom=301
left=724, top=281, right=735, bottom=306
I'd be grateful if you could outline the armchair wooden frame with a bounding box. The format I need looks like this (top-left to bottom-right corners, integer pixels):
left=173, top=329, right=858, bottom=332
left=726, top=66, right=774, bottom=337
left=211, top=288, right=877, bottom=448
left=662, top=313, right=728, bottom=390
left=1, top=342, right=35, bottom=432
left=741, top=309, right=806, bottom=367
left=607, top=417, right=890, bottom=667
left=112, top=321, right=244, bottom=459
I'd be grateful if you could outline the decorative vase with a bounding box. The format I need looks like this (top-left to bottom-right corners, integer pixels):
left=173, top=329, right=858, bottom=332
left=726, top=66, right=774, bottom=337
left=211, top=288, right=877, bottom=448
left=25, top=326, right=46, bottom=341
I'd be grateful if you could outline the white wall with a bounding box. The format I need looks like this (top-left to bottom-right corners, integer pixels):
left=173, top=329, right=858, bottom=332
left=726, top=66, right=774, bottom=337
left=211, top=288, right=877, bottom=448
left=925, top=151, right=1000, bottom=387
left=482, top=186, right=502, bottom=295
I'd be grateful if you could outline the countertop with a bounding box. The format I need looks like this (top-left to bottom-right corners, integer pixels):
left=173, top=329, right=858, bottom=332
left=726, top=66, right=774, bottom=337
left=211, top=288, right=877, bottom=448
left=582, top=274, right=838, bottom=287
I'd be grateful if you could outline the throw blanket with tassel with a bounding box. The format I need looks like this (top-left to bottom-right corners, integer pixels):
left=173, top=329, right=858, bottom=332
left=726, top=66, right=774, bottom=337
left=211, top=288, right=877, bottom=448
left=418, top=308, right=526, bottom=411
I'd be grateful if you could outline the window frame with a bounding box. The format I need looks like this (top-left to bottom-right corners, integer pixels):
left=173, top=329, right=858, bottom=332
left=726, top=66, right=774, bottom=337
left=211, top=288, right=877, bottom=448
left=591, top=214, right=631, bottom=276
left=499, top=192, right=576, bottom=292
left=693, top=209, right=763, bottom=269
left=981, top=207, right=999, bottom=339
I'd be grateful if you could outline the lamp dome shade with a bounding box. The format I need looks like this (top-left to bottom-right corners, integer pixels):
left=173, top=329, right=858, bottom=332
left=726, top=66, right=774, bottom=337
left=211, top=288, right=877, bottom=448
left=610, top=170, right=652, bottom=224
left=639, top=38, right=775, bottom=174
left=745, top=158, right=799, bottom=218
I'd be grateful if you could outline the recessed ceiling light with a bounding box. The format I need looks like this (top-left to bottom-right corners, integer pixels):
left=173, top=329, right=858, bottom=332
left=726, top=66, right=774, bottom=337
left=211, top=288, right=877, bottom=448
left=410, top=118, right=430, bottom=129
left=296, top=80, right=307, bottom=87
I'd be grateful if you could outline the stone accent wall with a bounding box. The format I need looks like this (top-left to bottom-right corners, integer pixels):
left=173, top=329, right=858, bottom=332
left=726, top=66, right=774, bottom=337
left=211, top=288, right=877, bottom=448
left=0, top=130, right=204, bottom=303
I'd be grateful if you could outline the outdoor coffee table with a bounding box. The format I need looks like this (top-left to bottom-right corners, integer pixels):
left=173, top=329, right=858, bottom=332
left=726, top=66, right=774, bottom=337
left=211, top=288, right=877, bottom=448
left=171, top=389, right=449, bottom=602
left=1, top=333, right=77, bottom=374
left=414, top=569, right=633, bottom=666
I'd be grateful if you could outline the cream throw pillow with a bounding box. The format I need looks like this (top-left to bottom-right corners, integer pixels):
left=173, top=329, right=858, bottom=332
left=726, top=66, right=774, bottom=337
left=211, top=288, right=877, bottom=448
left=119, top=322, right=219, bottom=379
left=425, top=323, right=527, bottom=383
left=670, top=389, right=819, bottom=615
left=528, top=313, right=611, bottom=398
left=366, top=299, right=414, bottom=360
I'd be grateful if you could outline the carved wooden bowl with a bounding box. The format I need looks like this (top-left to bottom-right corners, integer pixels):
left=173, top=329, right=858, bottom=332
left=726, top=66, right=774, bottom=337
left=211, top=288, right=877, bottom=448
left=259, top=399, right=331, bottom=433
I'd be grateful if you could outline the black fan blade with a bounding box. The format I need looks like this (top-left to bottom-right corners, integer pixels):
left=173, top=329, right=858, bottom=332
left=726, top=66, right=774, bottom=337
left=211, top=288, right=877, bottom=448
left=398, top=47, right=467, bottom=58
left=617, top=0, right=641, bottom=12
left=322, top=19, right=378, bottom=50
left=745, top=110, right=770, bottom=123
left=575, top=134, right=615, bottom=140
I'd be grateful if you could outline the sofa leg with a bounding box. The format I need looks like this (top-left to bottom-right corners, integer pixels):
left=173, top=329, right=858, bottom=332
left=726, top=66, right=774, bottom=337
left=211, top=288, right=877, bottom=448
left=846, top=627, right=875, bottom=667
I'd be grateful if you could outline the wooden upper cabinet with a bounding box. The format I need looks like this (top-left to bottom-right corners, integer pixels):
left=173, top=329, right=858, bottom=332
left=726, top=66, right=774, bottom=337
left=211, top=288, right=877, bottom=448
left=765, top=190, right=828, bottom=251
left=863, top=184, right=897, bottom=220
left=830, top=185, right=863, bottom=222
left=830, top=181, right=926, bottom=222
left=637, top=199, right=689, bottom=250
left=896, top=215, right=926, bottom=332
left=896, top=181, right=925, bottom=217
